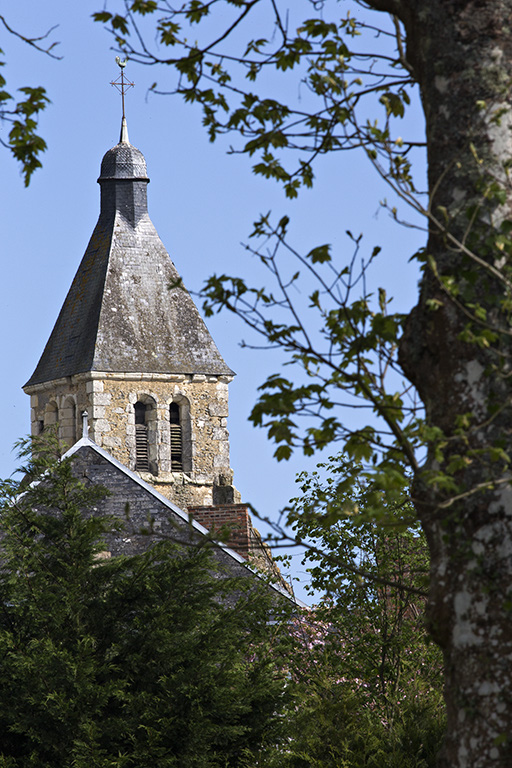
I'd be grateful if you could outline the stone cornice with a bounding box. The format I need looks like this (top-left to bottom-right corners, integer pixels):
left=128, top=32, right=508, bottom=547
left=24, top=371, right=234, bottom=393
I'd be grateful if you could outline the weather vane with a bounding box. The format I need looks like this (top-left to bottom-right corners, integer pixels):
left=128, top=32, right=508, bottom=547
left=110, top=57, right=134, bottom=119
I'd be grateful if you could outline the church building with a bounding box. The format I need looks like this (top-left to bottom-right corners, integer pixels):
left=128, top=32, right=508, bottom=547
left=22, top=98, right=282, bottom=579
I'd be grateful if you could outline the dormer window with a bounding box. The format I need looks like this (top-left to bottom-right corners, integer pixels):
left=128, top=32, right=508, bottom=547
left=135, top=401, right=150, bottom=471
left=170, top=403, right=183, bottom=472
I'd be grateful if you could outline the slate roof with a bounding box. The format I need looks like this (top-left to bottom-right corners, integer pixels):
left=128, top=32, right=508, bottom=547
left=25, top=122, right=233, bottom=387
left=61, top=437, right=304, bottom=606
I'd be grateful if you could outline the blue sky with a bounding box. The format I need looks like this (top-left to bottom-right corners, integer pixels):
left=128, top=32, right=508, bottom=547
left=0, top=1, right=425, bottom=599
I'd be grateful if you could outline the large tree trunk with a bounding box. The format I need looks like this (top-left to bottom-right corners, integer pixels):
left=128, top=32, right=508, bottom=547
left=370, top=1, right=512, bottom=765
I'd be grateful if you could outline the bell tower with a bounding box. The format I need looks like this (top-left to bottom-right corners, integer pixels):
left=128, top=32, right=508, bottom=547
left=24, top=72, right=240, bottom=509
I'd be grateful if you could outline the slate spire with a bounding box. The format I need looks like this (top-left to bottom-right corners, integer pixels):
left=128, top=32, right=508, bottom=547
left=25, top=122, right=233, bottom=387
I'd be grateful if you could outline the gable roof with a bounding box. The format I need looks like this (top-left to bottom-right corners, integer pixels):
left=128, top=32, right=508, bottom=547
left=62, top=437, right=305, bottom=607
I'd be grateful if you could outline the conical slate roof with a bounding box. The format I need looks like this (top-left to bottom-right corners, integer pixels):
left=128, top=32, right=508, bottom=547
left=25, top=121, right=233, bottom=387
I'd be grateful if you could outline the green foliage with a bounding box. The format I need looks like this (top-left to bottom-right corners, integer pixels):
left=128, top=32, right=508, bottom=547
left=90, top=2, right=512, bottom=508
left=0, top=13, right=60, bottom=185
left=199, top=213, right=422, bottom=508
left=0, top=62, right=49, bottom=185
left=0, top=438, right=290, bottom=767
left=92, top=3, right=512, bottom=762
left=270, top=456, right=445, bottom=767
left=90, top=2, right=436, bottom=503
left=273, top=677, right=445, bottom=768
left=94, top=2, right=417, bottom=197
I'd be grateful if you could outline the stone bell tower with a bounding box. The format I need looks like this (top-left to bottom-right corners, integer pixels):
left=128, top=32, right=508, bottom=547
left=24, top=113, right=240, bottom=510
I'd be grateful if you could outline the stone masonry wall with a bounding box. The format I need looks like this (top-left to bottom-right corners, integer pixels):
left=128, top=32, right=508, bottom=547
left=25, top=371, right=241, bottom=509
left=69, top=446, right=257, bottom=604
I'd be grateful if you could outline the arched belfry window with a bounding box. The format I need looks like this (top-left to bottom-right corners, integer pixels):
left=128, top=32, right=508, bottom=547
left=169, top=403, right=183, bottom=472
left=135, top=401, right=150, bottom=471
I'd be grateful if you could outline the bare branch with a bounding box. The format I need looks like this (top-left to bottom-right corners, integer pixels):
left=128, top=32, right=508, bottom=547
left=0, top=15, right=62, bottom=60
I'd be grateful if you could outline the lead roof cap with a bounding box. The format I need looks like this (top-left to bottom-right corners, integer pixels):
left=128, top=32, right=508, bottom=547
left=98, top=117, right=148, bottom=181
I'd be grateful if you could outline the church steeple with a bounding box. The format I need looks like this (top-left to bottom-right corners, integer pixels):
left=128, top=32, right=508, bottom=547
left=24, top=82, right=239, bottom=508
left=25, top=121, right=232, bottom=385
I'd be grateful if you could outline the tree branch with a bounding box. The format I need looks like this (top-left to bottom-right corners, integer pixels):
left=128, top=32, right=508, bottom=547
left=0, top=15, right=62, bottom=60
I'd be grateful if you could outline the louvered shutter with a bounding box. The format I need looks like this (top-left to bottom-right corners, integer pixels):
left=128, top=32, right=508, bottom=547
left=135, top=423, right=149, bottom=471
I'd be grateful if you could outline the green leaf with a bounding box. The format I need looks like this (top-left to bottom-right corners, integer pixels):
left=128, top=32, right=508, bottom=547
left=307, top=244, right=332, bottom=263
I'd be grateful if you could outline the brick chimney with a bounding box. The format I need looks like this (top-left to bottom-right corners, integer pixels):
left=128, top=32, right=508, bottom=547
left=188, top=504, right=253, bottom=558
left=189, top=504, right=293, bottom=594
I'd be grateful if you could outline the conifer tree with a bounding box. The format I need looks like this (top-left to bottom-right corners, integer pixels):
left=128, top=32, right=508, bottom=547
left=0, top=438, right=289, bottom=767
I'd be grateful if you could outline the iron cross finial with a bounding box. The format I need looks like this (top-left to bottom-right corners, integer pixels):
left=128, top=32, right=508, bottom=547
left=110, top=57, right=134, bottom=119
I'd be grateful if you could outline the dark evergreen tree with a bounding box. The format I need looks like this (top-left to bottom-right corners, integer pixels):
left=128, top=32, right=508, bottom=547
left=0, top=439, right=289, bottom=767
